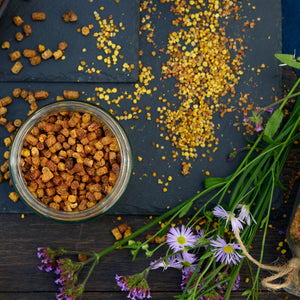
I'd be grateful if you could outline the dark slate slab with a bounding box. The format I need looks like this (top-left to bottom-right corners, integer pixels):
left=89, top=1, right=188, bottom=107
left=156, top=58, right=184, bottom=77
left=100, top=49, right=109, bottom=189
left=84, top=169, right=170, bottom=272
left=0, top=0, right=283, bottom=215
left=0, top=0, right=140, bottom=82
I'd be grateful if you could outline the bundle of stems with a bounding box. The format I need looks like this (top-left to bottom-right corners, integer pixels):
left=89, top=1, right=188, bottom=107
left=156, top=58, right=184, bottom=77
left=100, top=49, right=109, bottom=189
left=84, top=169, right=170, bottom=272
left=38, top=55, right=300, bottom=300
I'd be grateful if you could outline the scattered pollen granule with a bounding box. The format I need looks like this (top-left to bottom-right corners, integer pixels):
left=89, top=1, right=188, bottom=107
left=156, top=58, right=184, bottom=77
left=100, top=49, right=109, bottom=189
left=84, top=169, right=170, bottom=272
left=98, top=62, right=155, bottom=121
left=77, top=7, right=126, bottom=72
left=157, top=0, right=248, bottom=159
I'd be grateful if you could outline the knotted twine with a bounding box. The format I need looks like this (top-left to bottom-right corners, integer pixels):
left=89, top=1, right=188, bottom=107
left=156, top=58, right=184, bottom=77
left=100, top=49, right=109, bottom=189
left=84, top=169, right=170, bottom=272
left=234, top=228, right=300, bottom=290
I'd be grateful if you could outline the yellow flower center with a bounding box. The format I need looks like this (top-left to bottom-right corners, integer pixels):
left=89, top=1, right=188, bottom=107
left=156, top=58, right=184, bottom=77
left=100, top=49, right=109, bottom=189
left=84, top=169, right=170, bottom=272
left=177, top=236, right=186, bottom=245
left=223, top=245, right=234, bottom=254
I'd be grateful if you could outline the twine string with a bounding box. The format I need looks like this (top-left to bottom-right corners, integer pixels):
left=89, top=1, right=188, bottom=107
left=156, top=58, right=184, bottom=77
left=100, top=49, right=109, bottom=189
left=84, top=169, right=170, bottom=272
left=234, top=228, right=300, bottom=290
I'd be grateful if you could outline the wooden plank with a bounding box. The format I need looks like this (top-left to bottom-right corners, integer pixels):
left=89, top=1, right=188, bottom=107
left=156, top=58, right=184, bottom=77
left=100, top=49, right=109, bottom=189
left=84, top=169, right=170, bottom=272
left=0, top=291, right=299, bottom=300
left=0, top=213, right=298, bottom=296
left=0, top=291, right=298, bottom=300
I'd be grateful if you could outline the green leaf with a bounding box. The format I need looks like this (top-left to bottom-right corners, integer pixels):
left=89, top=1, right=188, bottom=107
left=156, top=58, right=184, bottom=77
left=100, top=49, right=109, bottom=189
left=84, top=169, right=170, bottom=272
left=241, top=290, right=253, bottom=296
left=159, top=224, right=169, bottom=238
left=204, top=210, right=214, bottom=221
left=264, top=109, right=283, bottom=139
left=275, top=53, right=300, bottom=69
left=178, top=201, right=193, bottom=218
left=260, top=216, right=268, bottom=229
left=204, top=177, right=227, bottom=189
left=263, top=135, right=277, bottom=145
left=200, top=251, right=212, bottom=260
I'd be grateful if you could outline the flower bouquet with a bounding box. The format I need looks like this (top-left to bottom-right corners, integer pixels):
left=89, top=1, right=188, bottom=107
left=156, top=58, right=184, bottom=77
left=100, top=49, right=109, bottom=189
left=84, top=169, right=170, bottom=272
left=37, top=53, right=300, bottom=300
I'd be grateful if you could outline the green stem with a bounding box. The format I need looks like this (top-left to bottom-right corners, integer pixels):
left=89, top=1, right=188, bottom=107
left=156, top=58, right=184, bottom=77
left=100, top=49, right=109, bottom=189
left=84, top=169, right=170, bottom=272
left=279, top=77, right=300, bottom=110
left=81, top=255, right=99, bottom=288
left=94, top=182, right=224, bottom=260
left=190, top=258, right=215, bottom=299
left=251, top=171, right=275, bottom=298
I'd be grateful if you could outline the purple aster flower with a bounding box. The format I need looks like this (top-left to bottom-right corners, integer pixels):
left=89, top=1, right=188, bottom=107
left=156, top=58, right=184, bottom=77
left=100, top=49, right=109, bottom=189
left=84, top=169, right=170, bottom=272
left=166, top=225, right=198, bottom=252
left=213, top=205, right=244, bottom=233
left=179, top=251, right=199, bottom=273
left=150, top=255, right=181, bottom=271
left=116, top=271, right=151, bottom=300
left=210, top=236, right=244, bottom=265
left=237, top=204, right=256, bottom=226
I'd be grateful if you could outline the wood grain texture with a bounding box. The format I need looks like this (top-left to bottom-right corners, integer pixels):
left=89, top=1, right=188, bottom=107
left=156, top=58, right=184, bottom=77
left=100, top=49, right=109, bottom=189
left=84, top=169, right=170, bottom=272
left=0, top=211, right=299, bottom=299
left=0, top=292, right=298, bottom=300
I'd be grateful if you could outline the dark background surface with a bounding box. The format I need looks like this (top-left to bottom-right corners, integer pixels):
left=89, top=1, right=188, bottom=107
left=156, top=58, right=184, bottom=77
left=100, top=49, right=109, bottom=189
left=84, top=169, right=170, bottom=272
left=0, top=0, right=140, bottom=82
left=0, top=0, right=282, bottom=215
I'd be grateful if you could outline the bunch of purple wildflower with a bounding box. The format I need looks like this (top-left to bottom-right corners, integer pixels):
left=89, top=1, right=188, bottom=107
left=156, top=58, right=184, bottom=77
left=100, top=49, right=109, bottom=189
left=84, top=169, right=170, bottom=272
left=55, top=258, right=84, bottom=300
left=37, top=248, right=96, bottom=300
left=115, top=271, right=151, bottom=300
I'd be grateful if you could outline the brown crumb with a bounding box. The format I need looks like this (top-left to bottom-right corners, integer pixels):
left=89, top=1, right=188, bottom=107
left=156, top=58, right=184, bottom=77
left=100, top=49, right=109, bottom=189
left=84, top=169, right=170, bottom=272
left=32, top=12, right=46, bottom=21
left=15, top=32, right=24, bottom=41
left=181, top=162, right=191, bottom=176
left=11, top=61, right=23, bottom=74
left=62, top=10, right=78, bottom=22
left=1, top=41, right=10, bottom=49
left=9, top=192, right=19, bottom=202
left=13, top=16, right=24, bottom=26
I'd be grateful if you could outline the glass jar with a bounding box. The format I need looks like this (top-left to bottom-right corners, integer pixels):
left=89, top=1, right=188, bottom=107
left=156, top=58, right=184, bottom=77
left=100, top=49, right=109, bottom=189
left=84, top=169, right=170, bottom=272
left=284, top=186, right=300, bottom=296
left=9, top=100, right=133, bottom=222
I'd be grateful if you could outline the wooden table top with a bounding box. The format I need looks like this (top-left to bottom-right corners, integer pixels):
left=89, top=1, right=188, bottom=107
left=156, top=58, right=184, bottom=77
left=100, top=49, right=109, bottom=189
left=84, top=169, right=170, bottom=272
left=0, top=171, right=299, bottom=300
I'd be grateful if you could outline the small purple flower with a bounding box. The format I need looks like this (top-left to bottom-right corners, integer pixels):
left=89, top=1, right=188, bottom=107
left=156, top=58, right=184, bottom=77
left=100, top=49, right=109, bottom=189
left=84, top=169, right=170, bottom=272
left=54, top=259, right=84, bottom=300
left=243, top=108, right=263, bottom=131
left=181, top=270, right=194, bottom=291
left=265, top=107, right=274, bottom=114
left=210, top=236, right=244, bottom=265
left=37, top=247, right=59, bottom=274
left=213, top=205, right=244, bottom=233
left=166, top=225, right=198, bottom=252
left=116, top=271, right=151, bottom=300
left=232, top=274, right=240, bottom=291
left=56, top=292, right=75, bottom=300
left=243, top=107, right=273, bottom=132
